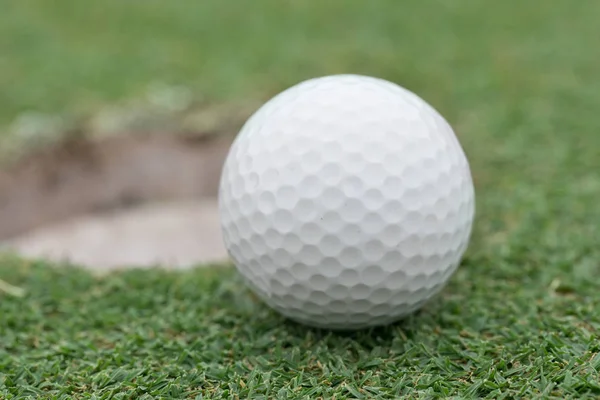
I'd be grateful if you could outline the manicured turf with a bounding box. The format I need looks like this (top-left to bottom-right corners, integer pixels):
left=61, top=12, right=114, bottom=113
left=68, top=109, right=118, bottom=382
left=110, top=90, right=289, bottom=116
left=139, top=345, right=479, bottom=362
left=1, top=0, right=600, bottom=398
left=1, top=252, right=599, bottom=399
left=1, top=0, right=598, bottom=126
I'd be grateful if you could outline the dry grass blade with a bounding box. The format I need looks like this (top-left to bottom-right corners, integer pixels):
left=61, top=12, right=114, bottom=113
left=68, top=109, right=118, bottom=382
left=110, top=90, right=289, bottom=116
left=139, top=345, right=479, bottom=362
left=0, top=278, right=25, bottom=297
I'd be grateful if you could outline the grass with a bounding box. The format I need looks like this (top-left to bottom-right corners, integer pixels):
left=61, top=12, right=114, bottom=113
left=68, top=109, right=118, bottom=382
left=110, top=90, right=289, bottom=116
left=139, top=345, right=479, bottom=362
left=0, top=256, right=598, bottom=399
left=1, top=0, right=600, bottom=398
left=0, top=0, right=597, bottom=126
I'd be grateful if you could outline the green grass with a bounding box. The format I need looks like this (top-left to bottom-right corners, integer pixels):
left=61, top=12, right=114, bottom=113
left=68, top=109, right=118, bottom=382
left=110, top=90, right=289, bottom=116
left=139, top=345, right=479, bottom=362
left=1, top=0, right=600, bottom=398
left=1, top=0, right=598, bottom=126
left=1, top=256, right=599, bottom=399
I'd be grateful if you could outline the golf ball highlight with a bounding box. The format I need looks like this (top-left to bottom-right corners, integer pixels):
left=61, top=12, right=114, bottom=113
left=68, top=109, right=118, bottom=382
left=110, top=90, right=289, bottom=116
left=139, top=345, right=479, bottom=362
left=218, top=74, right=475, bottom=330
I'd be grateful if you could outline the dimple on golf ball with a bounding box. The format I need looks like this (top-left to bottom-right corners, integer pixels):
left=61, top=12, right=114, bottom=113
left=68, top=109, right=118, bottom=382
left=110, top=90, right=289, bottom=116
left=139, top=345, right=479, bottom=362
left=218, top=74, right=475, bottom=330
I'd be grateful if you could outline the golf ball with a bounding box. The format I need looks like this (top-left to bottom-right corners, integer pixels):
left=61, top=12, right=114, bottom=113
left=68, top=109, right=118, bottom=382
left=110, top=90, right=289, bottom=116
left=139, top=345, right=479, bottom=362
left=218, top=74, right=475, bottom=330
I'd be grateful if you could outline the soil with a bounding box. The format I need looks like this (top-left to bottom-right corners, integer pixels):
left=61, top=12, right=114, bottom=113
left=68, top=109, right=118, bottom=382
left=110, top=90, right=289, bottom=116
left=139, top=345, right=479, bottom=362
left=0, top=133, right=234, bottom=270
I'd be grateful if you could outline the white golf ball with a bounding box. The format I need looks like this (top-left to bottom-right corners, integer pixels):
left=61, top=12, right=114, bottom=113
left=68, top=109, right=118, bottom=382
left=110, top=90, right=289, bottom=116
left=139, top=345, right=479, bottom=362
left=218, top=74, right=475, bottom=330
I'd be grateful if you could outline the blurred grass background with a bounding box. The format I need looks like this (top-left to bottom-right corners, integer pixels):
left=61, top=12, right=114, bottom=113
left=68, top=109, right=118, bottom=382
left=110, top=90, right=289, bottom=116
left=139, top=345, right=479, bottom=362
left=1, top=0, right=597, bottom=125
left=1, top=0, right=598, bottom=250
